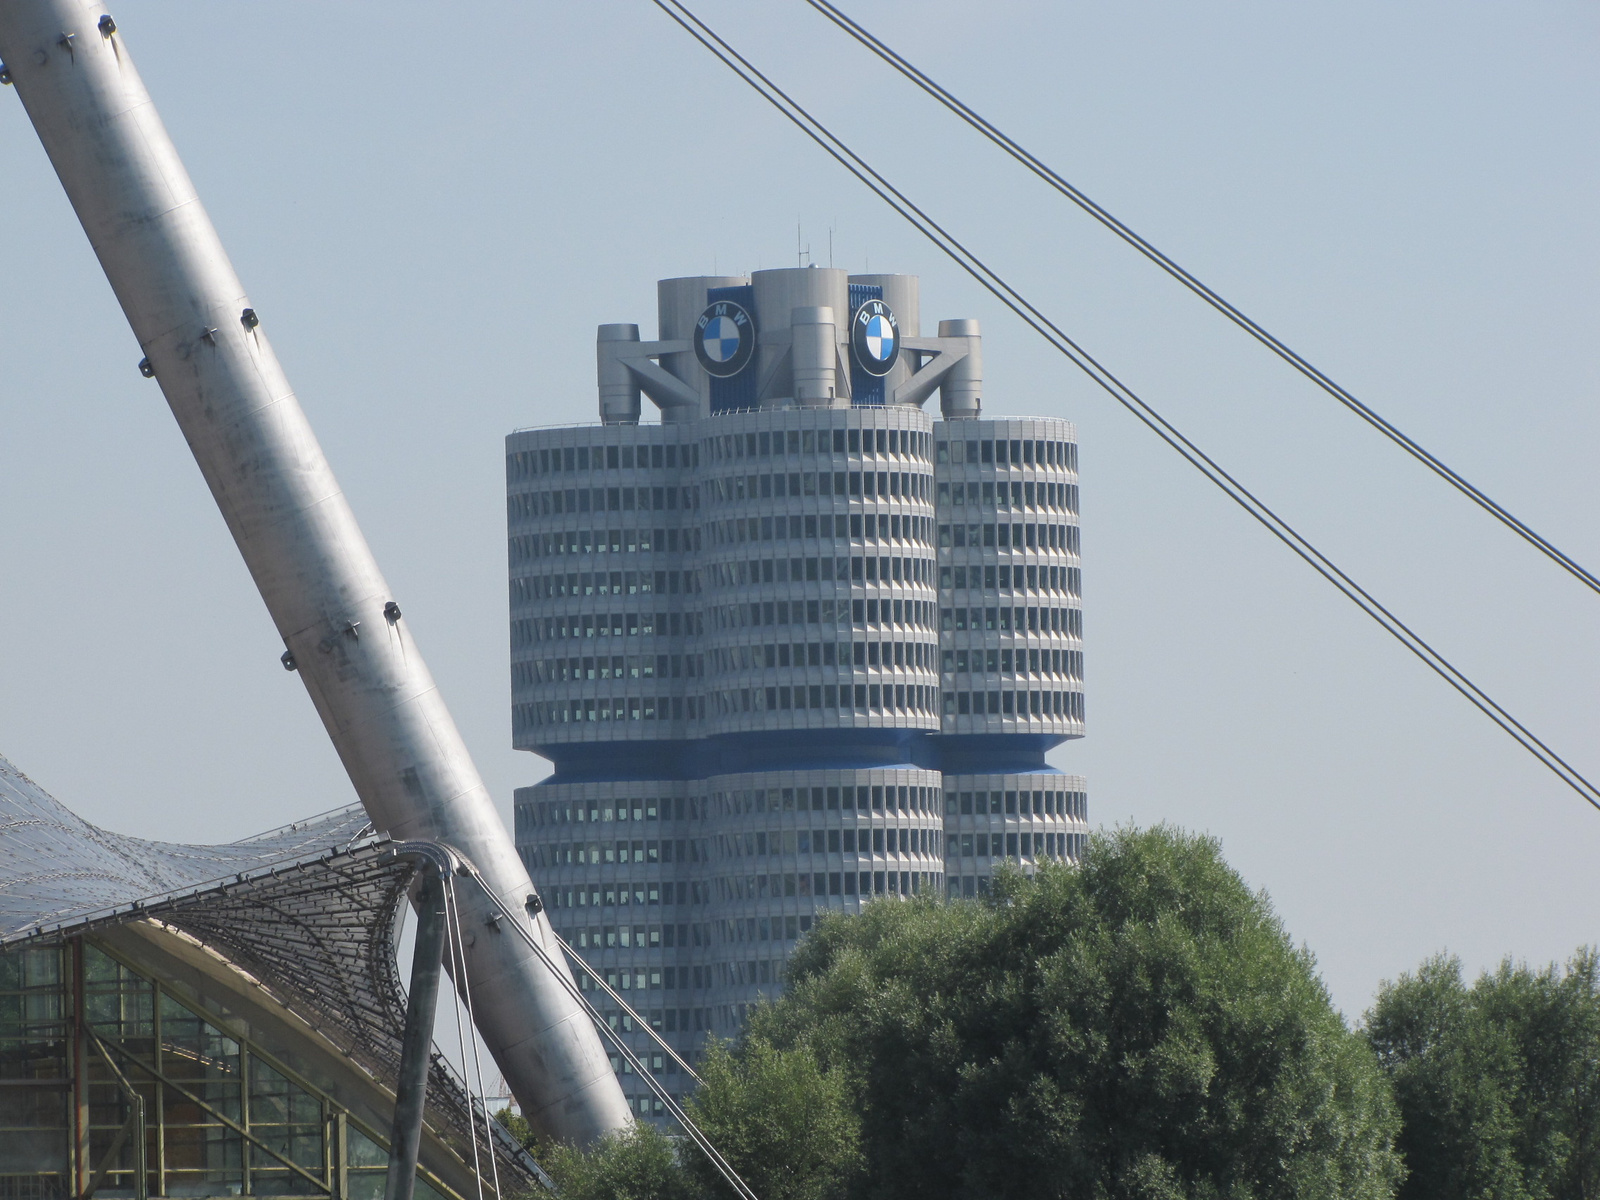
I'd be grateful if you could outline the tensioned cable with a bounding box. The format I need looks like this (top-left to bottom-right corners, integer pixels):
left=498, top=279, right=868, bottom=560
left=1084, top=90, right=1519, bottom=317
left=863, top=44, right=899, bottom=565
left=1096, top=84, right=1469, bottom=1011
left=802, top=0, right=1600, bottom=600
left=462, top=876, right=760, bottom=1200
left=650, top=0, right=1600, bottom=814
left=441, top=881, right=490, bottom=1200
left=443, top=877, right=505, bottom=1200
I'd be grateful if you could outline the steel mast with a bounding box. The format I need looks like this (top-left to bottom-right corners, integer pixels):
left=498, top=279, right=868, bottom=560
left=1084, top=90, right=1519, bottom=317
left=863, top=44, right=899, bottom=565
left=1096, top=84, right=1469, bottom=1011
left=0, top=0, right=631, bottom=1144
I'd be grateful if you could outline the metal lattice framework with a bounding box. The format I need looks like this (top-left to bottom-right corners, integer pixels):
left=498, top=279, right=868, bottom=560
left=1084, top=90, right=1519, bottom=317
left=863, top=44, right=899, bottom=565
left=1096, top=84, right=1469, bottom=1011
left=0, top=753, right=543, bottom=1189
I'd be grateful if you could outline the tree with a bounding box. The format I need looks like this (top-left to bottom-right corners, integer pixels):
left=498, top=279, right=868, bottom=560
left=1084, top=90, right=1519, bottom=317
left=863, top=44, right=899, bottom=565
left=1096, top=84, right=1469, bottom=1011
left=740, top=825, right=1402, bottom=1200
left=530, top=825, right=1402, bottom=1199
left=1365, top=949, right=1600, bottom=1200
left=683, top=1039, right=862, bottom=1200
left=542, top=1123, right=698, bottom=1200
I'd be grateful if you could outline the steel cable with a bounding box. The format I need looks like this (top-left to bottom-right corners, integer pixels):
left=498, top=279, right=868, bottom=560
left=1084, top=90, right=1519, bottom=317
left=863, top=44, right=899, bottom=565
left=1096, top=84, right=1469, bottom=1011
left=650, top=0, right=1600, bottom=813
left=462, top=875, right=761, bottom=1200
left=802, top=0, right=1600, bottom=599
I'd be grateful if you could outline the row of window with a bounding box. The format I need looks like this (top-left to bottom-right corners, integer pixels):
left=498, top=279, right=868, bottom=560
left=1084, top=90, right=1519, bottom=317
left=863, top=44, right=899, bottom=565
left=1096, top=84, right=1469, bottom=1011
left=511, top=441, right=699, bottom=478
left=518, top=599, right=936, bottom=649
left=712, top=596, right=936, bottom=632
left=945, top=788, right=1086, bottom=817
left=937, top=479, right=1078, bottom=514
left=563, top=922, right=705, bottom=951
left=707, top=468, right=931, bottom=506
left=941, top=521, right=1076, bottom=552
left=719, top=913, right=810, bottom=945
left=514, top=696, right=708, bottom=727
left=707, top=425, right=928, bottom=462
left=944, top=647, right=1084, bottom=681
left=710, top=639, right=937, bottom=674
left=511, top=526, right=703, bottom=561
left=720, top=826, right=942, bottom=859
left=947, top=690, right=1085, bottom=719
left=720, top=868, right=941, bottom=902
left=944, top=605, right=1084, bottom=637
left=710, top=511, right=933, bottom=546
left=946, top=847, right=1089, bottom=896
left=705, top=553, right=933, bottom=590
left=537, top=839, right=710, bottom=867
left=937, top=437, right=1076, bottom=469
left=510, top=483, right=698, bottom=522
left=950, top=831, right=1077, bottom=858
left=510, top=610, right=705, bottom=646
left=508, top=430, right=1072, bottom=481
left=712, top=682, right=939, bottom=718
left=510, top=560, right=1083, bottom=607
left=516, top=654, right=705, bottom=686
left=516, top=685, right=1085, bottom=728
left=540, top=880, right=714, bottom=908
left=524, top=797, right=684, bottom=829
left=513, top=569, right=702, bottom=602
left=522, top=788, right=1081, bottom=827
left=713, top=783, right=939, bottom=815
left=944, top=563, right=1080, bottom=594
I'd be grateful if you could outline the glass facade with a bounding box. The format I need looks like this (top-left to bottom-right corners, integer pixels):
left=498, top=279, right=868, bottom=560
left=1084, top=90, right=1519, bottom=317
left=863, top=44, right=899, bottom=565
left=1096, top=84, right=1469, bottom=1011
left=0, top=940, right=451, bottom=1200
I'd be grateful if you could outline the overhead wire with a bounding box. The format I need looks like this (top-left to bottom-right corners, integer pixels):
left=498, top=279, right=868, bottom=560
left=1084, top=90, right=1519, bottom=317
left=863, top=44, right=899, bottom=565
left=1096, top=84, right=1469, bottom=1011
left=801, top=0, right=1600, bottom=601
left=444, top=876, right=505, bottom=1200
left=648, top=0, right=1600, bottom=814
left=441, top=879, right=490, bottom=1200
left=462, top=875, right=761, bottom=1200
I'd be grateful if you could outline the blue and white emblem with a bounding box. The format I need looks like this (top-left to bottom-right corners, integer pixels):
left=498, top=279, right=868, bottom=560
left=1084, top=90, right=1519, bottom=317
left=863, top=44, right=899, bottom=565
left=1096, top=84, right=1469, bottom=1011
left=694, top=300, right=755, bottom=378
left=851, top=299, right=900, bottom=377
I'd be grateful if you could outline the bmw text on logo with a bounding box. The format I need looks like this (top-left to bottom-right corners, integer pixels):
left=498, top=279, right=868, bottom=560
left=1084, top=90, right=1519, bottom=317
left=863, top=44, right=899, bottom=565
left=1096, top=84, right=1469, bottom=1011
left=694, top=300, right=756, bottom=378
left=851, top=299, right=900, bottom=376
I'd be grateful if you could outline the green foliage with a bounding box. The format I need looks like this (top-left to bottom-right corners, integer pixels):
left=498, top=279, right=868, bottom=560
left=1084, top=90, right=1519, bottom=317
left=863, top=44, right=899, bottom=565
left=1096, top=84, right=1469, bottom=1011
left=543, top=1123, right=697, bottom=1200
left=746, top=825, right=1402, bottom=1200
left=683, top=1037, right=862, bottom=1200
left=1365, top=949, right=1600, bottom=1200
left=493, top=1105, right=535, bottom=1150
left=521, top=826, right=1403, bottom=1199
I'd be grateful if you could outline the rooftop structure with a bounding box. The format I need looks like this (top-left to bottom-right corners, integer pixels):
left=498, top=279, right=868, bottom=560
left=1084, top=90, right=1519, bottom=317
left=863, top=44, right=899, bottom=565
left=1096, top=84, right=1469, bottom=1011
left=506, top=267, right=1089, bottom=1117
left=0, top=754, right=540, bottom=1199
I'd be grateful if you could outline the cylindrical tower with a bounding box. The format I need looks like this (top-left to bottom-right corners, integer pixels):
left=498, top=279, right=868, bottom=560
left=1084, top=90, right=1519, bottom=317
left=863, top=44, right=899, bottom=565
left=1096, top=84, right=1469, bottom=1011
left=513, top=271, right=1086, bottom=1115
left=697, top=407, right=939, bottom=740
left=934, top=417, right=1086, bottom=893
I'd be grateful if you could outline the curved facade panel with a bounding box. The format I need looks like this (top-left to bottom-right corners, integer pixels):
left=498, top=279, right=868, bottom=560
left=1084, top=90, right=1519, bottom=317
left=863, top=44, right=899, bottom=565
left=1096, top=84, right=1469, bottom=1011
left=508, top=268, right=1090, bottom=1120
left=935, top=417, right=1084, bottom=737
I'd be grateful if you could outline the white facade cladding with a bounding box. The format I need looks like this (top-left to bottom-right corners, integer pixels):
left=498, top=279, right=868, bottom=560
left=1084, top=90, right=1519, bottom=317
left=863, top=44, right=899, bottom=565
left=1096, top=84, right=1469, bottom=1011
left=507, top=268, right=1087, bottom=1119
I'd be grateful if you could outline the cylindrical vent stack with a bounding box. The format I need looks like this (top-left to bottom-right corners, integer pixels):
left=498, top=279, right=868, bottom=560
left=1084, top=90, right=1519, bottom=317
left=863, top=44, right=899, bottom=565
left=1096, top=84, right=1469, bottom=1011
left=938, top=319, right=983, bottom=419
left=598, top=324, right=643, bottom=426
left=791, top=307, right=838, bottom=406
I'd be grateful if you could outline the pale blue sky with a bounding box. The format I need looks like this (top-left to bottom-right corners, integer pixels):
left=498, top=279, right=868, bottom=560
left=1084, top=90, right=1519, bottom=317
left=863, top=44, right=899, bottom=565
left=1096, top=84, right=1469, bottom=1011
left=2, top=1, right=1595, bottom=1017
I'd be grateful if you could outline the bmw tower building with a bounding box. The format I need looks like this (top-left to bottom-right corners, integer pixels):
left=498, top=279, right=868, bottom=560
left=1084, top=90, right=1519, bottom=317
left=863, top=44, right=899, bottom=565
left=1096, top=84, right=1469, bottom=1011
left=506, top=268, right=1087, bottom=1119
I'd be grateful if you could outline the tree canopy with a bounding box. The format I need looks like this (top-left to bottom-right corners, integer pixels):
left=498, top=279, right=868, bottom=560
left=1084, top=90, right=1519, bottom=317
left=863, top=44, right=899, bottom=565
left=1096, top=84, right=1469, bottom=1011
left=1365, top=950, right=1600, bottom=1200
left=501, top=826, right=1600, bottom=1200
left=714, top=824, right=1403, bottom=1200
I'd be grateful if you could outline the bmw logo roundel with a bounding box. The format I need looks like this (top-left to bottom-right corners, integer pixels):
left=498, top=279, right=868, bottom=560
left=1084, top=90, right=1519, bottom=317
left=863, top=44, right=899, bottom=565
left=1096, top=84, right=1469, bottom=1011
left=851, top=299, right=900, bottom=377
left=694, top=300, right=756, bottom=378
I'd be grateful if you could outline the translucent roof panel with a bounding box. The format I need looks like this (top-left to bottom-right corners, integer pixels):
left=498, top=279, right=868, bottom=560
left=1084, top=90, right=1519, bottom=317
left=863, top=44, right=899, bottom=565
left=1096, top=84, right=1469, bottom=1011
left=0, top=752, right=372, bottom=943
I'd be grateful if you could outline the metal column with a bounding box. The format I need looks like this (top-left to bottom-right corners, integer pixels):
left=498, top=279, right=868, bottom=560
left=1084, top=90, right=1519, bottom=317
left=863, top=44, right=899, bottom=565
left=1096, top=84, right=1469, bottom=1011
left=0, top=0, right=630, bottom=1144
left=386, top=871, right=447, bottom=1200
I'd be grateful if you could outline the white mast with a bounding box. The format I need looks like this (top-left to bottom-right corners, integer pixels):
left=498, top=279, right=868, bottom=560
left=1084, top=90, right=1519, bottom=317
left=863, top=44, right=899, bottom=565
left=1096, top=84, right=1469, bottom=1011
left=0, top=0, right=631, bottom=1144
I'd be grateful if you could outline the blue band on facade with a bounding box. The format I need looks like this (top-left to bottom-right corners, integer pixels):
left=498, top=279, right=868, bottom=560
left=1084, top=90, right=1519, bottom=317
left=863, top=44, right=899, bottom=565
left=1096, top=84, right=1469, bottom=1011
left=535, top=730, right=1068, bottom=784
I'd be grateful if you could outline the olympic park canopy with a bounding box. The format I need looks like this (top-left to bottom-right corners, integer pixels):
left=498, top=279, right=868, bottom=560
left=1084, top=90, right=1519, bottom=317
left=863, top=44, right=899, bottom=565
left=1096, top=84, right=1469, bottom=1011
left=0, top=752, right=541, bottom=1198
